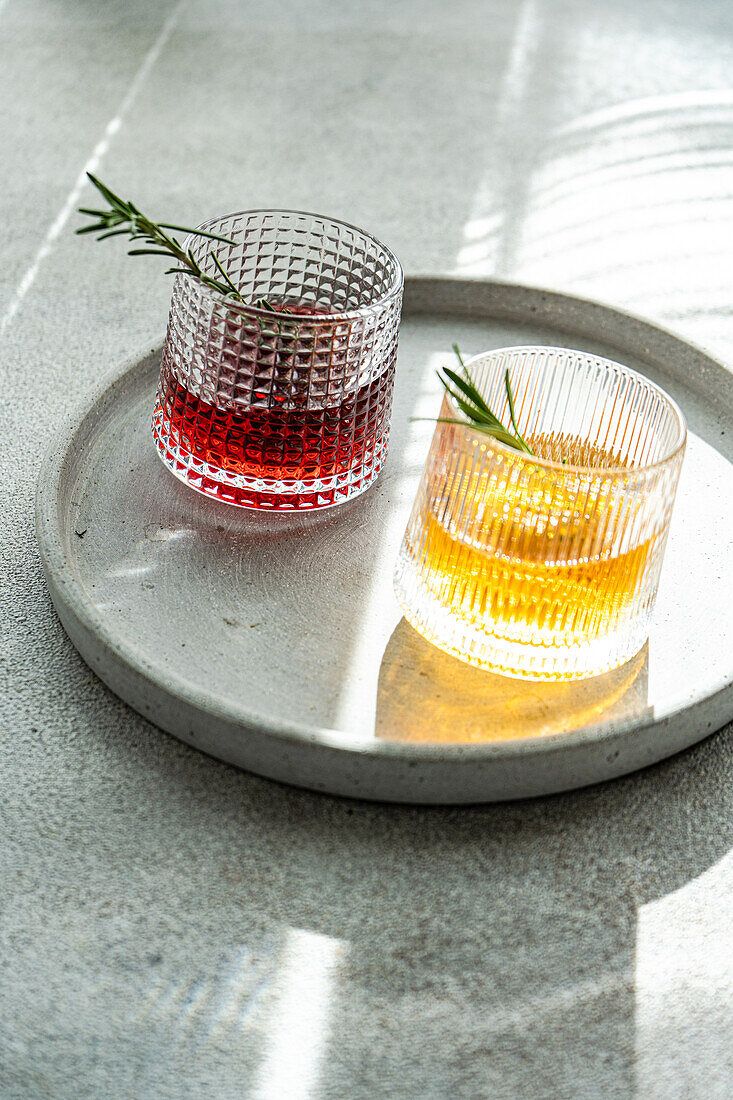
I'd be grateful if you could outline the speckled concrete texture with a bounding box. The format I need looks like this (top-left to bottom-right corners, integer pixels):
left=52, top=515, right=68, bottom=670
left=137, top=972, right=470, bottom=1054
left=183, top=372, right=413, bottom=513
left=2, top=1, right=732, bottom=1097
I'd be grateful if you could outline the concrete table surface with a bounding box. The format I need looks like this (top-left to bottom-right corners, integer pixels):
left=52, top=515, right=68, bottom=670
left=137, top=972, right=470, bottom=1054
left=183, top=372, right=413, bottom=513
left=1, top=1, right=732, bottom=1097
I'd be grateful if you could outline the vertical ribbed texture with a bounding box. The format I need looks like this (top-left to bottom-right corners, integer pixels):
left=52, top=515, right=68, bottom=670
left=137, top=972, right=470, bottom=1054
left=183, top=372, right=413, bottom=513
left=152, top=211, right=403, bottom=510
left=394, top=347, right=686, bottom=681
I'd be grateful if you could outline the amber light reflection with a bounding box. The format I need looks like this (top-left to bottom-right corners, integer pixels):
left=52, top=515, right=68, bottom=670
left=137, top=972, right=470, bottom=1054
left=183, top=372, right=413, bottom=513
left=376, top=620, right=649, bottom=744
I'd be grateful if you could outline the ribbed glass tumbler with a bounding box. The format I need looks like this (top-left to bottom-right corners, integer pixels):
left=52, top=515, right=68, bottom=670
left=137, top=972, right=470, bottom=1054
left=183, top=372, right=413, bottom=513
left=394, top=347, right=686, bottom=681
left=152, top=210, right=403, bottom=510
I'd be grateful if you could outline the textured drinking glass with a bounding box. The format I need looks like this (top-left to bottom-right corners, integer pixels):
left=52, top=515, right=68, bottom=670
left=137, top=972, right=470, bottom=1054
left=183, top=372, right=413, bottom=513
left=152, top=210, right=403, bottom=510
left=394, top=346, right=686, bottom=681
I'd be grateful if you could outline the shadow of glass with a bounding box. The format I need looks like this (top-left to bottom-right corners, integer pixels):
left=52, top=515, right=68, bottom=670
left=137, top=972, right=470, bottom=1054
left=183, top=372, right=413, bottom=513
left=375, top=617, right=649, bottom=743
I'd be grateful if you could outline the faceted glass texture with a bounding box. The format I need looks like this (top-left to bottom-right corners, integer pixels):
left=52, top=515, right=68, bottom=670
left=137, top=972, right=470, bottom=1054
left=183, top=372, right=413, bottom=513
left=152, top=210, right=403, bottom=510
left=394, top=346, right=686, bottom=681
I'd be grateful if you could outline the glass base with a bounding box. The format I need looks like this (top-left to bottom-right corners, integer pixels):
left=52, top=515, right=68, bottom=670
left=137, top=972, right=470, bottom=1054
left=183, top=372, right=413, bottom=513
left=152, top=405, right=386, bottom=511
left=394, top=554, right=650, bottom=683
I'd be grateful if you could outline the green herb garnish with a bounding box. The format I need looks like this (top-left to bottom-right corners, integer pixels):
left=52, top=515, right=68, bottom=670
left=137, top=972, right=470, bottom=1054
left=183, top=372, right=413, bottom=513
left=434, top=344, right=534, bottom=455
left=76, top=173, right=278, bottom=313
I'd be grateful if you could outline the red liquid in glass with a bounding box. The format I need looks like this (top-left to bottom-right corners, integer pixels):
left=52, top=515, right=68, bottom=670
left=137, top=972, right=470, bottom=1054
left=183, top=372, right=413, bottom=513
left=156, top=301, right=394, bottom=509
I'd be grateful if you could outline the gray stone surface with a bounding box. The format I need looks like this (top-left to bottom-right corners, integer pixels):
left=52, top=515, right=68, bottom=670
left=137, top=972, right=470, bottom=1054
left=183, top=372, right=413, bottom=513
left=1, top=0, right=732, bottom=1096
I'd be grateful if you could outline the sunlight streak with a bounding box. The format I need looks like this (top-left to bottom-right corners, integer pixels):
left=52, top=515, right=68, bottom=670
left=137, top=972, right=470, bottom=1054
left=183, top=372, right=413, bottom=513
left=635, top=850, right=733, bottom=1095
left=250, top=928, right=346, bottom=1100
left=557, top=89, right=733, bottom=138
left=0, top=2, right=181, bottom=338
left=453, top=83, right=733, bottom=355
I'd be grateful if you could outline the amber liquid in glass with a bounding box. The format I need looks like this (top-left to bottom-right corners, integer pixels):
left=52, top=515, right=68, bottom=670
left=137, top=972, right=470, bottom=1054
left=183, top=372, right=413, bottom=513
left=413, top=434, right=656, bottom=647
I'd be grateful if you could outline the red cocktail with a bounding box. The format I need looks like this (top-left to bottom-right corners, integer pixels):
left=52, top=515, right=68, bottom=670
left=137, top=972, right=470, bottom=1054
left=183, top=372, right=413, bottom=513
left=152, top=213, right=403, bottom=510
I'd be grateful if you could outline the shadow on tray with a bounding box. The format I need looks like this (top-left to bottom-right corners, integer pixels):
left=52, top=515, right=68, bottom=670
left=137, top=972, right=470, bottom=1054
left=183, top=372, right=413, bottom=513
left=376, top=617, right=649, bottom=743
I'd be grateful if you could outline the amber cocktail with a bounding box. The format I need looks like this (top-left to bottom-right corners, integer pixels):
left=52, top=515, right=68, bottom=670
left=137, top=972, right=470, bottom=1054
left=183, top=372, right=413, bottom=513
left=394, top=346, right=686, bottom=681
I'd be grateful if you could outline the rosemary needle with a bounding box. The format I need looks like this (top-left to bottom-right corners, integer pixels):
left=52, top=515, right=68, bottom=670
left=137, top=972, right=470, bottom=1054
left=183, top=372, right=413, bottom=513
left=418, top=344, right=534, bottom=455
left=77, top=173, right=275, bottom=309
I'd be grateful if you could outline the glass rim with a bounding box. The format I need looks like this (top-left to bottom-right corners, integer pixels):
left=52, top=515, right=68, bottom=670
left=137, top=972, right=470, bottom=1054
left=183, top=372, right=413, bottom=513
left=181, top=208, right=404, bottom=322
left=444, top=344, right=688, bottom=477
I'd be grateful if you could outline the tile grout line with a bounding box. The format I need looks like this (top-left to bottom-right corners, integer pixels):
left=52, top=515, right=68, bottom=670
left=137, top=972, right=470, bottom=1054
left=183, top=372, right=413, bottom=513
left=0, top=0, right=182, bottom=340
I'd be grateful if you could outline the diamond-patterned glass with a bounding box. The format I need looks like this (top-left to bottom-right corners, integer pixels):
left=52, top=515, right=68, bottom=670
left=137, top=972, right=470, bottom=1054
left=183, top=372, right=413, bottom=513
left=152, top=210, right=403, bottom=510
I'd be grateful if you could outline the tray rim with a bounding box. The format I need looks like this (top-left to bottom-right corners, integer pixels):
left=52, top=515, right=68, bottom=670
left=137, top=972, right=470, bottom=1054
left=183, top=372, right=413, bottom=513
left=35, top=276, right=733, bottom=795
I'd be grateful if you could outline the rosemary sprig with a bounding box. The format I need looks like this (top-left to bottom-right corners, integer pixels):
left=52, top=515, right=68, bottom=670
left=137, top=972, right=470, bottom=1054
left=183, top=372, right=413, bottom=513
left=435, top=344, right=534, bottom=455
left=76, top=173, right=303, bottom=363
left=77, top=173, right=272, bottom=309
left=252, top=295, right=297, bottom=347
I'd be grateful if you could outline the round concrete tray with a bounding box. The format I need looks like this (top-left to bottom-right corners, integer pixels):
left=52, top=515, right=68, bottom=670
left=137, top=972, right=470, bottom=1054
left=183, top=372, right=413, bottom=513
left=36, top=277, right=733, bottom=803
